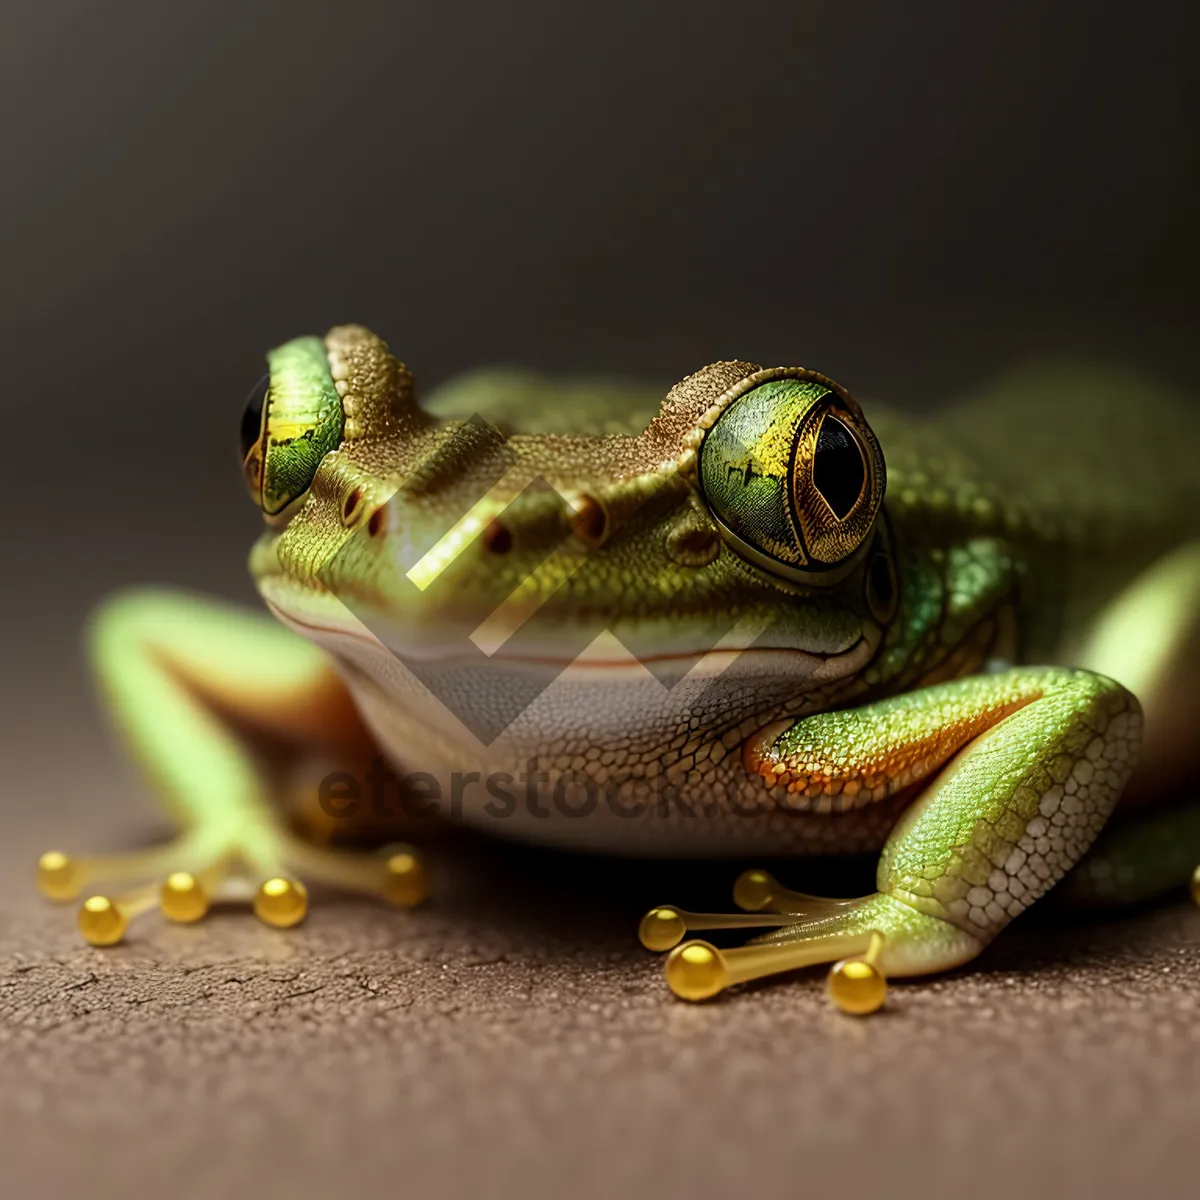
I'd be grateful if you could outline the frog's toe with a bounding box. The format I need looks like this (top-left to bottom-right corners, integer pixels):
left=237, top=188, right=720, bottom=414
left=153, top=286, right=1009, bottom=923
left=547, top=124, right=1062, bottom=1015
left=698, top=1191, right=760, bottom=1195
left=38, top=835, right=239, bottom=945
left=641, top=869, right=980, bottom=1013
left=273, top=835, right=430, bottom=911
left=37, top=827, right=428, bottom=946
left=245, top=839, right=429, bottom=934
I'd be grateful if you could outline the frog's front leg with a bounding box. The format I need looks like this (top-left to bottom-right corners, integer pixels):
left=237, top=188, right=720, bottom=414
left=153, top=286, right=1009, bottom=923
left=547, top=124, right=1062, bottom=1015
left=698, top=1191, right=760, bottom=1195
left=641, top=667, right=1140, bottom=1011
left=37, top=589, right=428, bottom=945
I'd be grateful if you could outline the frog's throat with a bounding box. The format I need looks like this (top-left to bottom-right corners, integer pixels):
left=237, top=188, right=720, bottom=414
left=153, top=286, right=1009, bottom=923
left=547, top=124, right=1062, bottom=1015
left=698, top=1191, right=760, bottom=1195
left=265, top=591, right=878, bottom=785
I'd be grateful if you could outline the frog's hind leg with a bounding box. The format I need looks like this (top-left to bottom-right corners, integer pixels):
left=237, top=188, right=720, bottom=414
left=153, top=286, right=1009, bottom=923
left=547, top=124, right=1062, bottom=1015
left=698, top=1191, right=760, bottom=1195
left=1056, top=799, right=1200, bottom=908
left=1076, top=540, right=1200, bottom=798
left=37, top=588, right=429, bottom=945
left=641, top=666, right=1141, bottom=1011
left=1057, top=540, right=1200, bottom=908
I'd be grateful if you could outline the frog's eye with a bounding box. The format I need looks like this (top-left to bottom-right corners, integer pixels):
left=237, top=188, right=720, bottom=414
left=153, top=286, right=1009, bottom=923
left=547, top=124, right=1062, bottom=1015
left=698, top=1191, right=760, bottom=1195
left=697, top=373, right=885, bottom=582
left=240, top=336, right=345, bottom=522
left=239, top=373, right=270, bottom=467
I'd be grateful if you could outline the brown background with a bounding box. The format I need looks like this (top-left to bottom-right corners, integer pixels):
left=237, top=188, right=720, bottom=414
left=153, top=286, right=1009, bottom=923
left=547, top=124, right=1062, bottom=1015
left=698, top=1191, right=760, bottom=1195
left=3, top=1, right=1200, bottom=1197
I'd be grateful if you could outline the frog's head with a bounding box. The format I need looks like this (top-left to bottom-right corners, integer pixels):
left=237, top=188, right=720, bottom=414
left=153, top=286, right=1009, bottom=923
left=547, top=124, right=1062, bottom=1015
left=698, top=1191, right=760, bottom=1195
left=243, top=325, right=896, bottom=782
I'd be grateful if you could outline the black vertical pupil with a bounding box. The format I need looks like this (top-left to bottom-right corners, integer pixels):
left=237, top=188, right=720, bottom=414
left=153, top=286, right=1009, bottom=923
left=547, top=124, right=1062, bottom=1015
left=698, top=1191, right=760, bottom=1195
left=240, top=374, right=270, bottom=462
left=812, top=414, right=865, bottom=519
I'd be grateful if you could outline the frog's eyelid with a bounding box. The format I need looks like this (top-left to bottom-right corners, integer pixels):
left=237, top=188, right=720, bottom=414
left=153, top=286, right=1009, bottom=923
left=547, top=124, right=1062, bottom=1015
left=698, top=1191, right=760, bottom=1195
left=675, top=364, right=859, bottom=480
left=242, top=337, right=345, bottom=521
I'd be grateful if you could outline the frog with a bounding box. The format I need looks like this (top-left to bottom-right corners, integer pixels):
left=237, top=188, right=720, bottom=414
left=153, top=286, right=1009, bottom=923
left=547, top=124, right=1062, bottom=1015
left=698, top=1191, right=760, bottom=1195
left=37, top=323, right=1200, bottom=1014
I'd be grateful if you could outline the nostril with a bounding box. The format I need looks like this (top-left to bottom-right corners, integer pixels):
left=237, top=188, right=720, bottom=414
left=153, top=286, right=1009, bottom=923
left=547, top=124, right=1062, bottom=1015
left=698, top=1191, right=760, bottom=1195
left=367, top=506, right=387, bottom=538
left=342, top=486, right=364, bottom=526
left=568, top=492, right=609, bottom=547
left=482, top=518, right=512, bottom=555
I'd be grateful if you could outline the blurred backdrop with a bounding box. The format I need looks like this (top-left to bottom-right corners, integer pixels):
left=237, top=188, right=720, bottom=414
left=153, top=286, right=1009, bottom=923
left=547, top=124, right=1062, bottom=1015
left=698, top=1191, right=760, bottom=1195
left=2, top=0, right=1197, bottom=737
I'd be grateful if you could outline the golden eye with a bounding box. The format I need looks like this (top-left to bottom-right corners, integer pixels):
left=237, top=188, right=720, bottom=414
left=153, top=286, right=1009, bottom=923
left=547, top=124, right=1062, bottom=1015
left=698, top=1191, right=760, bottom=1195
left=696, top=371, right=885, bottom=582
left=240, top=375, right=270, bottom=465
left=239, top=374, right=270, bottom=500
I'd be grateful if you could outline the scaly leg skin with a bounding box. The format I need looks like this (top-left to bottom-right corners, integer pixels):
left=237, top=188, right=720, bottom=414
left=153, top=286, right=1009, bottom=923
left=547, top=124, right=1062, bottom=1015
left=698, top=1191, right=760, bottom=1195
left=36, top=589, right=428, bottom=946
left=641, top=667, right=1141, bottom=1012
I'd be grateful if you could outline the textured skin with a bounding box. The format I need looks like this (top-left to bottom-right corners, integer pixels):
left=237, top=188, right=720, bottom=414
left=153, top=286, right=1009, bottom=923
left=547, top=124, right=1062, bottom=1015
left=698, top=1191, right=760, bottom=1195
left=43, top=324, right=1200, bottom=988
left=255, top=330, right=1197, bottom=846
left=878, top=671, right=1139, bottom=940
left=748, top=669, right=1142, bottom=941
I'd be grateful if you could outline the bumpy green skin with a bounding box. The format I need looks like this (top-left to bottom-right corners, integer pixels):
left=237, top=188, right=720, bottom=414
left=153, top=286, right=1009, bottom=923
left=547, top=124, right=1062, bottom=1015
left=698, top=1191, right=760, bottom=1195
left=65, top=327, right=1200, bottom=988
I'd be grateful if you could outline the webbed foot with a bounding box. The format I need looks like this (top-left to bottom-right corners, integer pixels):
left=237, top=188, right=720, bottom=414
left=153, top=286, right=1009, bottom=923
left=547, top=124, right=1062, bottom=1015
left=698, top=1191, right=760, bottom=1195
left=641, top=869, right=977, bottom=1014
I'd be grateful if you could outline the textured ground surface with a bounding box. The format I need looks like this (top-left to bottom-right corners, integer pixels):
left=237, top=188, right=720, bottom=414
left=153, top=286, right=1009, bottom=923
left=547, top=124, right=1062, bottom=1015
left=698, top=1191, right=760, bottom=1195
left=4, top=718, right=1200, bottom=1200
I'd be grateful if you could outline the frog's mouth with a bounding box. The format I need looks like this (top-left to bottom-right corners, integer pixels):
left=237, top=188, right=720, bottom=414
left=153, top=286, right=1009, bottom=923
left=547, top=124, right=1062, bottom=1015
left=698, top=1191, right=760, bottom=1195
left=259, top=570, right=876, bottom=688
left=258, top=566, right=879, bottom=759
left=257, top=566, right=873, bottom=667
